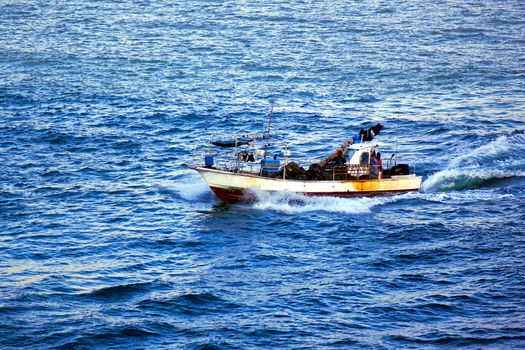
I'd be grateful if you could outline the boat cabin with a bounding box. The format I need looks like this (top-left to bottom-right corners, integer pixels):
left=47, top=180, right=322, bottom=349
left=346, top=143, right=379, bottom=165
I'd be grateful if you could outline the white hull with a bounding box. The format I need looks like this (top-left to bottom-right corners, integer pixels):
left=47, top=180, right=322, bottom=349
left=190, top=166, right=422, bottom=202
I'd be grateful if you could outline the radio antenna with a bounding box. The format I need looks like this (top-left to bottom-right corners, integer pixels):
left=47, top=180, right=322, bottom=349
left=264, top=105, right=273, bottom=158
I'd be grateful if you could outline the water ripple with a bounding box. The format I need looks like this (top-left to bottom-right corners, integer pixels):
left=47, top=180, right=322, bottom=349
left=1, top=0, right=524, bottom=349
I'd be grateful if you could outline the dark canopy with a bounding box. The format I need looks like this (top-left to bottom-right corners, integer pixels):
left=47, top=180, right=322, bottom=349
left=211, top=137, right=254, bottom=147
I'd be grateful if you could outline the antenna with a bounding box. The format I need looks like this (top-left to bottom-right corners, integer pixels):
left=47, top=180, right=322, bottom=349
left=395, top=137, right=398, bottom=166
left=264, top=104, right=273, bottom=159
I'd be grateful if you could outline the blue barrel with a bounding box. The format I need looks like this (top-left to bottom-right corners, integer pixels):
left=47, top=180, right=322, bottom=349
left=204, top=155, right=214, bottom=167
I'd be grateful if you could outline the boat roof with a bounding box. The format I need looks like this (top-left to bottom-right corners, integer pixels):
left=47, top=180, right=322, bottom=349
left=348, top=142, right=380, bottom=150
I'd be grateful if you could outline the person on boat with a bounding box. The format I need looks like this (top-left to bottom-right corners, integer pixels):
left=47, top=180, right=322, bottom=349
left=376, top=152, right=383, bottom=180
left=370, top=151, right=378, bottom=178
left=333, top=150, right=346, bottom=166
left=321, top=140, right=352, bottom=166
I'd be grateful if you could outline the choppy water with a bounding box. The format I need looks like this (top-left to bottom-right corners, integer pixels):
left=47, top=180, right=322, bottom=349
left=2, top=1, right=525, bottom=349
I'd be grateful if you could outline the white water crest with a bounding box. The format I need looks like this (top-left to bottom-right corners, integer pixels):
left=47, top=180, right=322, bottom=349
left=415, top=190, right=514, bottom=204
left=171, top=174, right=210, bottom=201
left=249, top=190, right=404, bottom=214
left=423, top=133, right=525, bottom=191
left=248, top=189, right=514, bottom=214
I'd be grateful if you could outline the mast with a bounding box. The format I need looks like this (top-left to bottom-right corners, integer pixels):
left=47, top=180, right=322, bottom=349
left=264, top=105, right=273, bottom=159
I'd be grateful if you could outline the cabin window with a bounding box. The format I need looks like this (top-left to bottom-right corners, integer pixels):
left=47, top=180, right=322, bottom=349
left=345, top=149, right=356, bottom=161
left=360, top=152, right=369, bottom=164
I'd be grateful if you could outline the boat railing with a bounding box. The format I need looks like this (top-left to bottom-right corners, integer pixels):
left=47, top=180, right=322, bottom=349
left=192, top=146, right=416, bottom=180
left=329, top=164, right=375, bottom=180
left=210, top=154, right=262, bottom=174
left=329, top=163, right=417, bottom=181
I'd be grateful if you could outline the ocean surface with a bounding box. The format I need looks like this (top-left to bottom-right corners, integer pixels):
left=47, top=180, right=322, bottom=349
left=1, top=1, right=525, bottom=349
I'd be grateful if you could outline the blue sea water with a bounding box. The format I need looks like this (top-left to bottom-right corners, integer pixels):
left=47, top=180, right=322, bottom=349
left=1, top=0, right=525, bottom=349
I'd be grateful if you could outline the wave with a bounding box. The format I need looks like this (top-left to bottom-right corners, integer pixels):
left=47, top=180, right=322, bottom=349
left=247, top=188, right=515, bottom=215
left=137, top=291, right=239, bottom=316
left=415, top=190, right=514, bottom=204
left=249, top=190, right=402, bottom=214
left=171, top=173, right=211, bottom=201
left=423, top=133, right=525, bottom=191
left=83, top=281, right=161, bottom=300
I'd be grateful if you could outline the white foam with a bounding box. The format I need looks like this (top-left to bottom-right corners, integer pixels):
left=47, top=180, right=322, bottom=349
left=423, top=133, right=525, bottom=191
left=247, top=188, right=515, bottom=214
left=248, top=190, right=404, bottom=214
left=422, top=167, right=525, bottom=191
left=415, top=190, right=514, bottom=203
left=171, top=174, right=210, bottom=201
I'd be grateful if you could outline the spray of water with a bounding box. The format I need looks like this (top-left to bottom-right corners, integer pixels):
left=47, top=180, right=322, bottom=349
left=171, top=173, right=211, bottom=201
left=246, top=189, right=516, bottom=215
left=423, top=133, right=525, bottom=191
left=248, top=190, right=404, bottom=214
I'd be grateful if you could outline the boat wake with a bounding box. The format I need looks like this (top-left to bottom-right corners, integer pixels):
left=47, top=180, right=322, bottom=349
left=423, top=132, right=525, bottom=191
left=415, top=190, right=514, bottom=203
left=171, top=173, right=211, bottom=201
left=248, top=189, right=516, bottom=215
left=249, top=190, right=402, bottom=214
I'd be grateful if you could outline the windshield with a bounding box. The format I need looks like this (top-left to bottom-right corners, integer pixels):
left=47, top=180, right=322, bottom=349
left=345, top=149, right=356, bottom=161
left=360, top=152, right=369, bottom=164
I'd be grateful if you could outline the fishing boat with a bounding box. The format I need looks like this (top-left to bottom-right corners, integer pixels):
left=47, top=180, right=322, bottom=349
left=188, top=113, right=422, bottom=202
